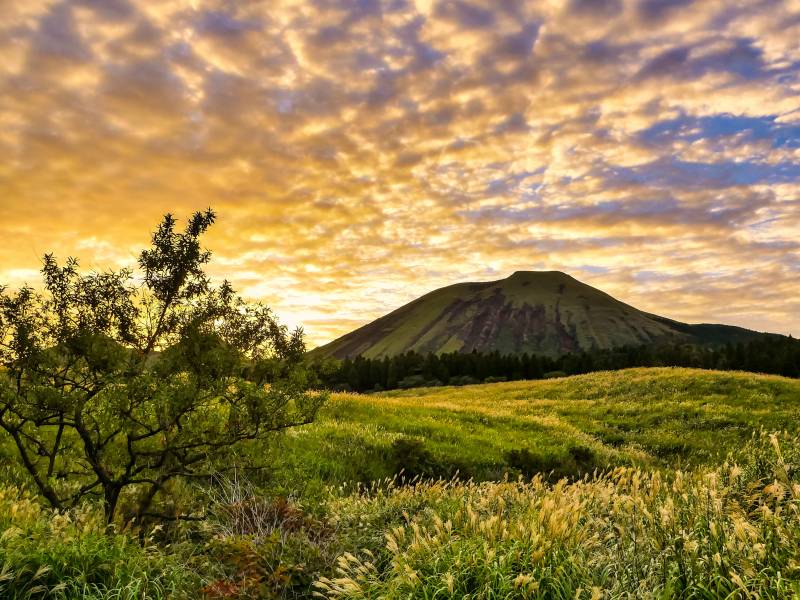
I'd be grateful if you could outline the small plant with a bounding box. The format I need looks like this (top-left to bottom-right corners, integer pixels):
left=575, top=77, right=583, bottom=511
left=205, top=473, right=326, bottom=542
left=201, top=473, right=334, bottom=599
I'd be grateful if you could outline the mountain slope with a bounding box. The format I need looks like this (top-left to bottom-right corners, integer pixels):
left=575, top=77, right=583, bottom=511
left=312, top=271, right=772, bottom=359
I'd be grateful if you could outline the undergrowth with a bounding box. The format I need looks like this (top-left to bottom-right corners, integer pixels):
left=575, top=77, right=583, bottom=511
left=0, top=488, right=199, bottom=599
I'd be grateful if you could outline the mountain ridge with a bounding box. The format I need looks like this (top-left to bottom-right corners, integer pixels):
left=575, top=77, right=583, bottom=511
left=312, top=271, right=776, bottom=359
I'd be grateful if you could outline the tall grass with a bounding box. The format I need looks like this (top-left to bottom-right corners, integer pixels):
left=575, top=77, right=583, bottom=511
left=0, top=487, right=199, bottom=599
left=314, top=432, right=800, bottom=599
left=269, top=368, right=800, bottom=497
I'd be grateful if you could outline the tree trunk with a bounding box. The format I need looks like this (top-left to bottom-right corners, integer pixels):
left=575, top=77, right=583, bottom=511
left=103, top=484, right=121, bottom=524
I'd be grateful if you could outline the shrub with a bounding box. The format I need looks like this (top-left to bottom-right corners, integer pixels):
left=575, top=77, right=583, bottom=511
left=389, top=438, right=438, bottom=480
left=397, top=375, right=443, bottom=389
left=567, top=444, right=597, bottom=473
left=503, top=447, right=559, bottom=477
left=543, top=370, right=567, bottom=379
left=448, top=375, right=479, bottom=386
left=503, top=445, right=598, bottom=480
left=387, top=438, right=465, bottom=481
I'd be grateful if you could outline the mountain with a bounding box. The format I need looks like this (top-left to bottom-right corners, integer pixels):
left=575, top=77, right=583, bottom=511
left=311, top=271, right=773, bottom=359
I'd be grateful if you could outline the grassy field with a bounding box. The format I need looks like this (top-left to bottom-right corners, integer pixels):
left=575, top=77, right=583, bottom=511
left=269, top=368, right=800, bottom=497
left=316, top=435, right=800, bottom=599
left=2, top=368, right=800, bottom=598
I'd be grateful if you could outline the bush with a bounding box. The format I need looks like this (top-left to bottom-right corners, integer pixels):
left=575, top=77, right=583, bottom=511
left=503, top=445, right=598, bottom=480
left=543, top=370, right=567, bottom=379
left=448, top=375, right=479, bottom=386
left=387, top=437, right=462, bottom=481
left=397, top=375, right=443, bottom=389
left=503, top=447, right=559, bottom=477
left=567, top=444, right=597, bottom=472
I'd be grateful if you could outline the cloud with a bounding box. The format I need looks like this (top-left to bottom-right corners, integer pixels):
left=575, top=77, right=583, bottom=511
left=435, top=1, right=496, bottom=29
left=569, top=0, right=624, bottom=19
left=636, top=0, right=694, bottom=23
left=0, top=0, right=798, bottom=345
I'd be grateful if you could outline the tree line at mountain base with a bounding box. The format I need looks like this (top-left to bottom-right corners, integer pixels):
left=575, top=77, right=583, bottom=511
left=313, top=336, right=800, bottom=392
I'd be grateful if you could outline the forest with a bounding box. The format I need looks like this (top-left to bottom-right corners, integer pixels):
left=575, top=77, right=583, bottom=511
left=314, top=335, right=800, bottom=392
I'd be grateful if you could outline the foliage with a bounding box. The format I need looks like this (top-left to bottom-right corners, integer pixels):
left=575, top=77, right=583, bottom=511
left=1, top=370, right=799, bottom=598
left=389, top=438, right=446, bottom=481
left=503, top=444, right=598, bottom=481
left=0, top=210, right=325, bottom=524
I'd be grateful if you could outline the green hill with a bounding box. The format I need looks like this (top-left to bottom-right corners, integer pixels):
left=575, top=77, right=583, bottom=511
left=312, top=271, right=772, bottom=359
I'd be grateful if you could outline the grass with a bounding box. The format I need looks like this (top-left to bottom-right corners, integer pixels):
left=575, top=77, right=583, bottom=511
left=268, top=368, right=800, bottom=497
left=0, top=487, right=200, bottom=599
left=316, top=431, right=800, bottom=598
left=2, top=368, right=800, bottom=598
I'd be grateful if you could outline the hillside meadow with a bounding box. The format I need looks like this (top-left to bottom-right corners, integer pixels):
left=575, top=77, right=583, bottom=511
left=268, top=368, right=800, bottom=496
left=1, top=368, right=800, bottom=598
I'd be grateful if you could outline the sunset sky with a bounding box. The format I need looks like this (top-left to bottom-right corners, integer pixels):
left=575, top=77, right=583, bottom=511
left=1, top=0, right=799, bottom=346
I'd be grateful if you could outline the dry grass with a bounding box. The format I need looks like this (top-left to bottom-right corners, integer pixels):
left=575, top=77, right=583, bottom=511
left=314, top=432, right=800, bottom=598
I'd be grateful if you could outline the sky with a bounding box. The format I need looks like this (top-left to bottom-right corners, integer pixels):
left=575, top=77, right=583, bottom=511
left=0, top=0, right=799, bottom=347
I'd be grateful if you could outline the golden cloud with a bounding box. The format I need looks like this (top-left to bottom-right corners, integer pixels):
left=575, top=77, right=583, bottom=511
left=0, top=0, right=798, bottom=345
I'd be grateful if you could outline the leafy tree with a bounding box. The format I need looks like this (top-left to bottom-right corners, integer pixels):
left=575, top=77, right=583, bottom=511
left=0, top=209, right=326, bottom=524
left=386, top=358, right=398, bottom=389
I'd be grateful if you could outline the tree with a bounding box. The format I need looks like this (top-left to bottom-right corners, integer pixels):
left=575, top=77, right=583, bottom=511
left=386, top=358, right=398, bottom=389
left=0, top=210, right=326, bottom=525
